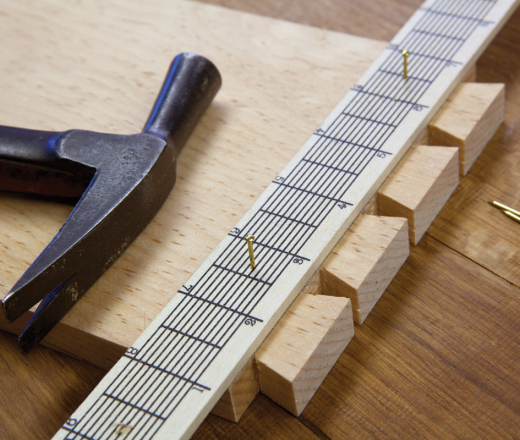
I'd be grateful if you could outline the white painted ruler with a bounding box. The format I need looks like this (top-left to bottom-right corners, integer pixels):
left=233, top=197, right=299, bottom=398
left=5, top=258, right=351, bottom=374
left=53, top=1, right=518, bottom=439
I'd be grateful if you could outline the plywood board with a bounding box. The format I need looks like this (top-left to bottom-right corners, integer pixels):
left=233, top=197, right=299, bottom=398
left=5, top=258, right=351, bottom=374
left=0, top=0, right=386, bottom=367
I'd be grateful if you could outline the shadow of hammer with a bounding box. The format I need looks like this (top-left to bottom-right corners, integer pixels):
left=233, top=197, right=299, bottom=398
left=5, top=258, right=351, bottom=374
left=0, top=53, right=222, bottom=354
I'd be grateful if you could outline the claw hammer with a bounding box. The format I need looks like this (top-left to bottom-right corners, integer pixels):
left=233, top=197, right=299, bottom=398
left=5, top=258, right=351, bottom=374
left=0, top=53, right=222, bottom=354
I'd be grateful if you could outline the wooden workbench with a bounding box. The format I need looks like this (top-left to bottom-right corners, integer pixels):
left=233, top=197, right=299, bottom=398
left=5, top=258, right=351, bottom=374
left=1, top=0, right=520, bottom=438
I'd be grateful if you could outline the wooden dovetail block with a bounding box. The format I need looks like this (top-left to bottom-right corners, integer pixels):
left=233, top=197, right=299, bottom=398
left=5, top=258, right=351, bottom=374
left=211, top=271, right=322, bottom=422
left=211, top=357, right=259, bottom=422
left=377, top=145, right=459, bottom=245
left=320, top=215, right=409, bottom=324
left=255, top=293, right=354, bottom=416
left=428, top=82, right=505, bottom=175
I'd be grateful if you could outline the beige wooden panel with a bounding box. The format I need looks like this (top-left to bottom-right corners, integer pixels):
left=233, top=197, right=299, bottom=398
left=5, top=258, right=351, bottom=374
left=0, top=0, right=386, bottom=367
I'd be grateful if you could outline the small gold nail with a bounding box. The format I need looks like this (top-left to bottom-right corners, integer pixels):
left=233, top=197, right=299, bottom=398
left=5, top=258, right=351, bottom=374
left=503, top=210, right=520, bottom=224
left=245, top=235, right=256, bottom=270
left=402, top=50, right=410, bottom=79
left=490, top=200, right=520, bottom=217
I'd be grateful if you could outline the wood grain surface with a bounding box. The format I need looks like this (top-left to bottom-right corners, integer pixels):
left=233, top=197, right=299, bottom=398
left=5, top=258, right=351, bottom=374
left=1, top=1, right=520, bottom=439
left=0, top=0, right=387, bottom=369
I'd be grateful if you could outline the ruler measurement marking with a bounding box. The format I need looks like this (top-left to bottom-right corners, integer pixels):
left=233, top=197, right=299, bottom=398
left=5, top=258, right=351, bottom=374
left=122, top=354, right=212, bottom=392
left=159, top=326, right=224, bottom=350
left=62, top=429, right=94, bottom=440
left=408, top=5, right=478, bottom=53
left=212, top=263, right=273, bottom=285
left=232, top=233, right=313, bottom=260
left=215, top=236, right=293, bottom=284
left=378, top=68, right=434, bottom=83
left=272, top=181, right=350, bottom=204
left=186, top=261, right=269, bottom=319
left=256, top=208, right=319, bottom=228
left=56, top=1, right=517, bottom=438
left=340, top=113, right=398, bottom=128
left=411, top=28, right=468, bottom=41
left=420, top=6, right=496, bottom=22
left=350, top=90, right=428, bottom=107
left=309, top=136, right=392, bottom=156
left=102, top=344, right=216, bottom=438
left=102, top=393, right=167, bottom=420
left=178, top=290, right=264, bottom=323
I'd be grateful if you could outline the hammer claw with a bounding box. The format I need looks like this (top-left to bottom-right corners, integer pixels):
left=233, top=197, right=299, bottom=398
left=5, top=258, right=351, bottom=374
left=1, top=53, right=222, bottom=353
left=17, top=274, right=76, bottom=355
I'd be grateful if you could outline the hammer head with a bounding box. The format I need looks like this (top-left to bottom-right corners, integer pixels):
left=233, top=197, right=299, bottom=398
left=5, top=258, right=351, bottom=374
left=0, top=53, right=221, bottom=353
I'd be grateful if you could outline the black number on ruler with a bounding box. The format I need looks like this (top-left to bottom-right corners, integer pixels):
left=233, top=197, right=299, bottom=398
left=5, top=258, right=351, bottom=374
left=231, top=227, right=241, bottom=235
left=315, top=128, right=324, bottom=135
left=191, top=386, right=205, bottom=393
left=413, top=104, right=424, bottom=111
left=479, top=20, right=493, bottom=27
left=183, top=284, right=194, bottom=292
left=126, top=347, right=139, bottom=356
left=352, top=84, right=363, bottom=91
left=387, top=43, right=398, bottom=50
left=65, top=418, right=77, bottom=427
left=244, top=318, right=257, bottom=326
left=274, top=176, right=285, bottom=183
left=337, top=202, right=348, bottom=209
left=377, top=152, right=386, bottom=159
left=293, top=257, right=304, bottom=265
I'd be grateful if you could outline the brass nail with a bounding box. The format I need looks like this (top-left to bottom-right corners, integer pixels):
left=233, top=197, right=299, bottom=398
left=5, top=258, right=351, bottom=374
left=503, top=210, right=520, bottom=224
left=490, top=200, right=520, bottom=217
left=245, top=235, right=256, bottom=270
left=402, top=50, right=410, bottom=79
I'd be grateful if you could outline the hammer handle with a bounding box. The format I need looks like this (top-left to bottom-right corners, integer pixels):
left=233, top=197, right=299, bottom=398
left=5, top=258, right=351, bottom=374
left=0, top=126, right=61, bottom=165
left=0, top=126, right=93, bottom=198
left=143, top=53, right=222, bottom=157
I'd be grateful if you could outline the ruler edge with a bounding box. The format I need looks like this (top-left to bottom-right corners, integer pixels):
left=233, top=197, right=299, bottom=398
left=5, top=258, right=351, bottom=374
left=52, top=1, right=520, bottom=439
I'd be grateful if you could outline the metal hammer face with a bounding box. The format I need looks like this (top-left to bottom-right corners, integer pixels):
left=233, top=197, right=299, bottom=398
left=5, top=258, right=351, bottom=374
left=0, top=53, right=221, bottom=354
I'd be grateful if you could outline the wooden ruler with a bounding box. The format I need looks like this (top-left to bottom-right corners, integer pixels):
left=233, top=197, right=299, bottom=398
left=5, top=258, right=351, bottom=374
left=53, top=1, right=518, bottom=438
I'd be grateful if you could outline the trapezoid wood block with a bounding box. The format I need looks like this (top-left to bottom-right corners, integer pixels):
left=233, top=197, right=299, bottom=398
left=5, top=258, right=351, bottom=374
left=210, top=270, right=322, bottom=422
left=255, top=293, right=354, bottom=416
left=211, top=357, right=259, bottom=422
left=428, top=82, right=505, bottom=175
left=320, top=215, right=409, bottom=324
left=377, top=145, right=459, bottom=245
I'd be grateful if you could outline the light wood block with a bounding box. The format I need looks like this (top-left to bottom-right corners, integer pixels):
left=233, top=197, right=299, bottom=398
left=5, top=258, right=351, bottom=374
left=211, top=270, right=322, bottom=422
left=211, top=357, right=259, bottom=422
left=429, top=83, right=505, bottom=175
left=255, top=294, right=354, bottom=416
left=320, top=215, right=409, bottom=324
left=377, top=145, right=459, bottom=245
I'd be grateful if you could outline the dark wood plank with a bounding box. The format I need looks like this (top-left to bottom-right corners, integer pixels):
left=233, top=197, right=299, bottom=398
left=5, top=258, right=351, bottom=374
left=427, top=6, right=520, bottom=287
left=2, top=1, right=520, bottom=439
left=197, top=0, right=422, bottom=41
left=193, top=394, right=319, bottom=440
left=0, top=331, right=106, bottom=440
left=302, top=234, right=520, bottom=439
